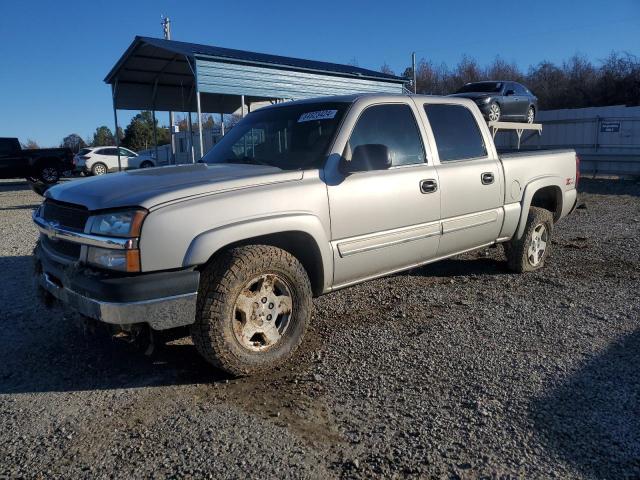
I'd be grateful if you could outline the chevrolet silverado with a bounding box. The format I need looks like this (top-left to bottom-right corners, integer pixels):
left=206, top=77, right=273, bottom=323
left=33, top=94, right=579, bottom=376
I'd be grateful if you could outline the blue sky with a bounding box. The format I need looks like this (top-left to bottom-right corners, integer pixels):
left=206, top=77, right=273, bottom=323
left=0, top=0, right=638, bottom=147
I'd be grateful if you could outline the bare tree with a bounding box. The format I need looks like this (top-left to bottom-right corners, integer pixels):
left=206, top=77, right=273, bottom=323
left=21, top=139, right=40, bottom=149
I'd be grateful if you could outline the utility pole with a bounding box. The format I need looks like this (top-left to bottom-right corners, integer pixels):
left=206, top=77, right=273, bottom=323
left=162, top=15, right=176, bottom=163
left=412, top=52, right=417, bottom=94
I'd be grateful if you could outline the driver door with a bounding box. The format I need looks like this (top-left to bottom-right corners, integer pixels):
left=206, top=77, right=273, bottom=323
left=327, top=102, right=441, bottom=287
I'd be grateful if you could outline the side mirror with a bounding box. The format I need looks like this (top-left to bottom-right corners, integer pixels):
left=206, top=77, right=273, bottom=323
left=340, top=144, right=392, bottom=174
left=505, top=89, right=516, bottom=96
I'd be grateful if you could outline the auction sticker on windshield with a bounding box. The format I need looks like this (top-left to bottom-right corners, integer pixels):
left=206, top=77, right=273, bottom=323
left=298, top=110, right=338, bottom=123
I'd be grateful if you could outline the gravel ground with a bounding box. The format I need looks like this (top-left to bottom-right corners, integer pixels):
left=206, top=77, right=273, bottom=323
left=1, top=178, right=639, bottom=479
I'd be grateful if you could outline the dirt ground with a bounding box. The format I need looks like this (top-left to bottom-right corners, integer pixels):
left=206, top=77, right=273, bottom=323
left=1, top=178, right=639, bottom=479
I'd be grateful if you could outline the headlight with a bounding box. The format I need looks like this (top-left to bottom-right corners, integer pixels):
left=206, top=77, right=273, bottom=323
left=89, top=209, right=146, bottom=237
left=87, top=209, right=146, bottom=272
left=87, top=247, right=141, bottom=273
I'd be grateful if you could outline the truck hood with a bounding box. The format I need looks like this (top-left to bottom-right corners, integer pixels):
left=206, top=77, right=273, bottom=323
left=45, top=163, right=303, bottom=210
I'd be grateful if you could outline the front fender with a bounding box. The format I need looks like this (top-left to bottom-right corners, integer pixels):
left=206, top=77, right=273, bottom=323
left=515, top=176, right=563, bottom=239
left=183, top=213, right=333, bottom=292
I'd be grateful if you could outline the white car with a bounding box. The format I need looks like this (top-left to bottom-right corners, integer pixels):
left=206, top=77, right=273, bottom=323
left=74, top=147, right=156, bottom=175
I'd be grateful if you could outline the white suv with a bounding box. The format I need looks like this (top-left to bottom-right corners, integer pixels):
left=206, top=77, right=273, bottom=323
left=74, top=147, right=156, bottom=175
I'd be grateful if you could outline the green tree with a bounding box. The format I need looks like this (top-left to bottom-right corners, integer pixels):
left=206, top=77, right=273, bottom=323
left=91, top=126, right=115, bottom=146
left=123, top=111, right=170, bottom=151
left=60, top=133, right=87, bottom=153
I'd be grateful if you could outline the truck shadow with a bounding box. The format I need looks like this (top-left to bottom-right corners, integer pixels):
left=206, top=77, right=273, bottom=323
left=530, top=329, right=640, bottom=478
left=403, top=254, right=509, bottom=279
left=0, top=181, right=33, bottom=192
left=0, top=255, right=231, bottom=394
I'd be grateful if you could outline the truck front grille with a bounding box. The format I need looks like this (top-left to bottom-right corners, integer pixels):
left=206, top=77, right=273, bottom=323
left=41, top=236, right=81, bottom=261
left=42, top=200, right=89, bottom=232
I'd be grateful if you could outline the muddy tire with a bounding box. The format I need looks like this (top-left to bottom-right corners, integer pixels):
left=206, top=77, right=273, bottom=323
left=191, top=245, right=312, bottom=376
left=505, top=207, right=553, bottom=273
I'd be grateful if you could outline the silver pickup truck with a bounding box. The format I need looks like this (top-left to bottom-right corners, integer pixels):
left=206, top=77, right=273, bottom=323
left=34, top=94, right=579, bottom=375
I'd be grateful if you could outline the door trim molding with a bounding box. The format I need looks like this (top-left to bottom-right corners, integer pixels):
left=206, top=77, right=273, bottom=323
left=336, top=221, right=440, bottom=257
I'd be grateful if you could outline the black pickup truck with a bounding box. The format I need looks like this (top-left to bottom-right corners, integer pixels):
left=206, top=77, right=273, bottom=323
left=0, top=137, right=74, bottom=184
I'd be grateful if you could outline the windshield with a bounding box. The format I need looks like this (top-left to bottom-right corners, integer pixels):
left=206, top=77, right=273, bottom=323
left=201, top=102, right=349, bottom=170
left=456, top=82, right=503, bottom=94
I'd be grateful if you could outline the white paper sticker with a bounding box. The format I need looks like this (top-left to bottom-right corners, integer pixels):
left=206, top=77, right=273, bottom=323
left=298, top=110, right=338, bottom=123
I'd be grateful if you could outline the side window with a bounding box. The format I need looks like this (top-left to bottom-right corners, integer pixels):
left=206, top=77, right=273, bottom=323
left=514, top=83, right=527, bottom=95
left=348, top=104, right=425, bottom=167
left=424, top=104, right=487, bottom=162
left=0, top=140, right=15, bottom=155
left=119, top=148, right=134, bottom=157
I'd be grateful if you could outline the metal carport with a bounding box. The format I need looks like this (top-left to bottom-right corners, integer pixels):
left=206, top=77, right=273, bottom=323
left=104, top=36, right=407, bottom=165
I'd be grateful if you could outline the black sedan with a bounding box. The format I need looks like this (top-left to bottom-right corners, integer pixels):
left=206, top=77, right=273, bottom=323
left=449, top=81, right=538, bottom=123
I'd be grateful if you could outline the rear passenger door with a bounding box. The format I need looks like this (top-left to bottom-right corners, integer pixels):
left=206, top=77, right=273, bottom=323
left=513, top=83, right=530, bottom=119
left=421, top=103, right=503, bottom=257
left=501, top=82, right=519, bottom=118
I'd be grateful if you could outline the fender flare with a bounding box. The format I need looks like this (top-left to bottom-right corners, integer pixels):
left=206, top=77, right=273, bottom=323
left=183, top=213, right=333, bottom=292
left=515, top=176, right=563, bottom=239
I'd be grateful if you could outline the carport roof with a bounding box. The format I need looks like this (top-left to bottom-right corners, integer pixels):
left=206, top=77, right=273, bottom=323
left=105, top=36, right=405, bottom=84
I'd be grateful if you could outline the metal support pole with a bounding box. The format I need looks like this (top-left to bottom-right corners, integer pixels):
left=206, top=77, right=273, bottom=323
left=152, top=110, right=159, bottom=161
left=162, top=16, right=176, bottom=164
left=187, top=111, right=195, bottom=163
left=220, top=113, right=225, bottom=136
left=111, top=82, right=122, bottom=172
left=196, top=91, right=204, bottom=159
left=412, top=52, right=417, bottom=94
left=241, top=95, right=245, bottom=118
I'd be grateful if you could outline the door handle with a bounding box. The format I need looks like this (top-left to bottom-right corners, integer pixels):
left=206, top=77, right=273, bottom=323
left=481, top=172, right=494, bottom=185
left=420, top=179, right=438, bottom=194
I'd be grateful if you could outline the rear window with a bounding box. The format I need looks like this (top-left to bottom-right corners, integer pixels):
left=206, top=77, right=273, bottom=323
left=456, top=82, right=503, bottom=94
left=424, top=104, right=487, bottom=162
left=78, top=148, right=91, bottom=155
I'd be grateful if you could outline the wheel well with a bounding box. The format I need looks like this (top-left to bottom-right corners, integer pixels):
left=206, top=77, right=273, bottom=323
left=35, top=157, right=59, bottom=168
left=141, top=160, right=154, bottom=166
left=530, top=186, right=562, bottom=221
left=202, top=231, right=325, bottom=297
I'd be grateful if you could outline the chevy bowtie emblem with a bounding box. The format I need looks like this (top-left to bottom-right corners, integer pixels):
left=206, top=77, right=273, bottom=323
left=47, top=220, right=60, bottom=238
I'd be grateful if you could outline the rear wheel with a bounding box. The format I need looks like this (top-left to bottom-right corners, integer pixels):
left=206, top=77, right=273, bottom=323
left=488, top=103, right=501, bottom=122
left=140, top=160, right=154, bottom=168
left=39, top=165, right=60, bottom=184
left=91, top=162, right=108, bottom=176
left=191, top=245, right=312, bottom=376
left=505, top=207, right=553, bottom=273
left=526, top=107, right=535, bottom=124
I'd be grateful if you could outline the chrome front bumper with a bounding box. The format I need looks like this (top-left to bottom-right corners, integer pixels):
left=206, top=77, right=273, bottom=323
left=38, top=270, right=198, bottom=330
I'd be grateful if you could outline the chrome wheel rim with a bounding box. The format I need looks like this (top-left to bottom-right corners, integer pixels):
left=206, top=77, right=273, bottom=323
left=527, top=108, right=535, bottom=123
left=488, top=104, right=500, bottom=122
left=528, top=224, right=548, bottom=267
left=232, top=273, right=294, bottom=352
left=94, top=164, right=106, bottom=175
left=41, top=167, right=58, bottom=183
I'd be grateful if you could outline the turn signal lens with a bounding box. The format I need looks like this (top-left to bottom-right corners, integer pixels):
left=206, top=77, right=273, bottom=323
left=87, top=247, right=141, bottom=272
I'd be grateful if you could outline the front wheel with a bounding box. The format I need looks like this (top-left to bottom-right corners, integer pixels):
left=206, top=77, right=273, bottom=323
left=140, top=160, right=154, bottom=168
left=505, top=207, right=553, bottom=273
left=488, top=103, right=501, bottom=122
left=191, top=245, right=312, bottom=376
